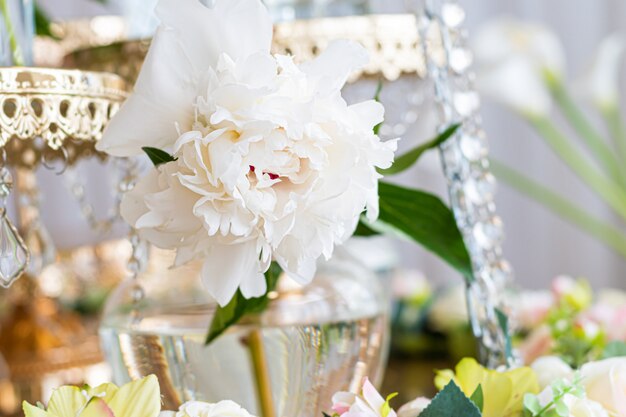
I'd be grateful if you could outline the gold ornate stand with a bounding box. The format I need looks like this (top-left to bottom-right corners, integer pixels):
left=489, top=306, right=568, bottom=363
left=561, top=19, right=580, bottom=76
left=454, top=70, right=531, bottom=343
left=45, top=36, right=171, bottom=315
left=61, top=14, right=426, bottom=83
left=0, top=67, right=128, bottom=416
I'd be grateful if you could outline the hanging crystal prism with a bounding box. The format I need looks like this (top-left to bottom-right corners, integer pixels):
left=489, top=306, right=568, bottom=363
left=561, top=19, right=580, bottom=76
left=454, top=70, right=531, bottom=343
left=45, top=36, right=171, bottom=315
left=0, top=166, right=29, bottom=288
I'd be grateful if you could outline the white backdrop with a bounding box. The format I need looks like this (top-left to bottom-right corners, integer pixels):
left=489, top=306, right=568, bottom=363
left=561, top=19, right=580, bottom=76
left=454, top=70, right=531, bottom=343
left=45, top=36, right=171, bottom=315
left=37, top=0, right=626, bottom=289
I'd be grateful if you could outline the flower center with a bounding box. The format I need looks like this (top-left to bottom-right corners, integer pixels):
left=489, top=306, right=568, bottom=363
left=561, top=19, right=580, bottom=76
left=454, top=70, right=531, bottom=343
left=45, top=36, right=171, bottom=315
left=249, top=165, right=280, bottom=181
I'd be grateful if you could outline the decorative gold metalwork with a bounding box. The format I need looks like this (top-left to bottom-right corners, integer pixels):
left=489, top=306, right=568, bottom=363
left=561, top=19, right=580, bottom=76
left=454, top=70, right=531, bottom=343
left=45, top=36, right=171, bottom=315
left=0, top=67, right=129, bottom=168
left=62, top=14, right=426, bottom=84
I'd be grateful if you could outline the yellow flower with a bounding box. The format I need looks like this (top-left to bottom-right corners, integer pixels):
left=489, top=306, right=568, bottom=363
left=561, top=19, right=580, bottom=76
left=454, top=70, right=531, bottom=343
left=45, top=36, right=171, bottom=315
left=435, top=358, right=539, bottom=417
left=23, top=375, right=160, bottom=417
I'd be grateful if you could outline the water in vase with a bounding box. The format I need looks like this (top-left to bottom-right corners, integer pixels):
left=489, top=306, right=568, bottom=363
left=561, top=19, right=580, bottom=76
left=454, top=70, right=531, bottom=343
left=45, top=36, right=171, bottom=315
left=100, top=253, right=390, bottom=417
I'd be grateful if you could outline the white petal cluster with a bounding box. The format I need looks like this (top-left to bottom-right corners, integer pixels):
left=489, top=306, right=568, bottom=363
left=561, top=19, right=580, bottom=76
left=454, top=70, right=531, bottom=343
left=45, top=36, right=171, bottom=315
left=98, top=0, right=396, bottom=306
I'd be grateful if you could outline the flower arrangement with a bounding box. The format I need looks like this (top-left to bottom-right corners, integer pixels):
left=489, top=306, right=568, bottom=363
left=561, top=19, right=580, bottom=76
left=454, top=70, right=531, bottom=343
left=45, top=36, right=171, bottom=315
left=514, top=275, right=626, bottom=367
left=22, top=376, right=257, bottom=417
left=472, top=18, right=626, bottom=259
left=97, top=0, right=470, bottom=341
left=331, top=355, right=626, bottom=417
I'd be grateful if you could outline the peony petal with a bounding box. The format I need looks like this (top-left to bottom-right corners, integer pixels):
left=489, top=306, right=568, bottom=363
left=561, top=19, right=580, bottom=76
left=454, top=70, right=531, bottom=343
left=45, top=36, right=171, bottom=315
left=97, top=26, right=197, bottom=156
left=156, top=0, right=272, bottom=72
left=348, top=100, right=384, bottom=132
left=301, top=40, right=369, bottom=94
left=200, top=240, right=263, bottom=306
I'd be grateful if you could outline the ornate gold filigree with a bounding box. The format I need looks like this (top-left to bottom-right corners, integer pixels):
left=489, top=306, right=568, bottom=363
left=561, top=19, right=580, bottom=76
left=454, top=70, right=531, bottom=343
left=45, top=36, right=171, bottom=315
left=63, top=14, right=426, bottom=83
left=0, top=67, right=129, bottom=168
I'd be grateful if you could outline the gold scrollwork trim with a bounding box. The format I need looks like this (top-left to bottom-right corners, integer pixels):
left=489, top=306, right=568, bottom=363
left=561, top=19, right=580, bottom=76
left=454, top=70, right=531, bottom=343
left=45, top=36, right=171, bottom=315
left=0, top=67, right=129, bottom=167
left=63, top=14, right=426, bottom=84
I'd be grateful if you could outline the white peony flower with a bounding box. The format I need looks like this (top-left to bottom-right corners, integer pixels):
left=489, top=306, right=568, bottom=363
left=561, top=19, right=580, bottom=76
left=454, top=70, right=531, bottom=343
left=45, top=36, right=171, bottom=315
left=158, top=401, right=256, bottom=417
left=581, top=357, right=626, bottom=417
left=578, top=33, right=625, bottom=111
left=397, top=397, right=430, bottom=417
left=471, top=17, right=565, bottom=117
left=531, top=356, right=574, bottom=390
left=98, top=0, right=397, bottom=306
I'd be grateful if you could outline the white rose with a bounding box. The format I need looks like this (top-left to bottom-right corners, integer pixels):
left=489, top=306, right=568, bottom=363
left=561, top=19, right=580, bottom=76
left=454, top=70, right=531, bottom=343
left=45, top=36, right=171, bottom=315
left=397, top=397, right=430, bottom=417
left=581, top=357, right=626, bottom=417
left=99, top=0, right=397, bottom=306
left=531, top=356, right=574, bottom=390
left=471, top=17, right=565, bottom=117
left=159, top=401, right=256, bottom=417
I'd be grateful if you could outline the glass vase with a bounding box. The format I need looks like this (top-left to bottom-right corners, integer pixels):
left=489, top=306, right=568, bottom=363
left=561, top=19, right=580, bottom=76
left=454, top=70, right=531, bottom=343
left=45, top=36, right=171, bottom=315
left=99, top=245, right=390, bottom=416
left=0, top=0, right=33, bottom=66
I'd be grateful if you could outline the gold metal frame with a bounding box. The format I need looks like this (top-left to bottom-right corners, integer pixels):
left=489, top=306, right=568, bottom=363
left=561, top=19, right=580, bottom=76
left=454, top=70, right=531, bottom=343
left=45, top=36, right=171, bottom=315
left=0, top=67, right=128, bottom=168
left=61, top=14, right=426, bottom=84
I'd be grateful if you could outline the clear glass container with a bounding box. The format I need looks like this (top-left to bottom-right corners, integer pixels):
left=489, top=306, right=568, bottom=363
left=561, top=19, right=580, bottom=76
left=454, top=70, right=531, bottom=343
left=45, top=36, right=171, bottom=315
left=100, top=246, right=390, bottom=417
left=0, top=0, right=33, bottom=66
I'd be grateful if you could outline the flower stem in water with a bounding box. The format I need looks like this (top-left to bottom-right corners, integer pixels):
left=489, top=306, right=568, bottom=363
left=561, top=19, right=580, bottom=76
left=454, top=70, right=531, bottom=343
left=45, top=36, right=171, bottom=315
left=246, top=329, right=276, bottom=417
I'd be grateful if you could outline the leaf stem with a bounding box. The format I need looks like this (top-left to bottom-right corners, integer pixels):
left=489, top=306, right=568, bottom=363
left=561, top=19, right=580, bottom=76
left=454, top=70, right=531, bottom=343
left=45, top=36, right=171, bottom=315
left=601, top=105, right=626, bottom=168
left=0, top=0, right=25, bottom=66
left=491, top=159, right=626, bottom=259
left=246, top=329, right=276, bottom=417
left=547, top=76, right=626, bottom=186
left=528, top=116, right=626, bottom=223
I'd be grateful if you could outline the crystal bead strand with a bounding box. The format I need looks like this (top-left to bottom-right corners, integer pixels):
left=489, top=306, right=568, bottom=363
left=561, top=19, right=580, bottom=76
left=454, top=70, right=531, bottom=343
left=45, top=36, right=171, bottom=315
left=413, top=0, right=516, bottom=367
left=64, top=156, right=130, bottom=234
left=0, top=149, right=29, bottom=287
left=116, top=158, right=149, bottom=315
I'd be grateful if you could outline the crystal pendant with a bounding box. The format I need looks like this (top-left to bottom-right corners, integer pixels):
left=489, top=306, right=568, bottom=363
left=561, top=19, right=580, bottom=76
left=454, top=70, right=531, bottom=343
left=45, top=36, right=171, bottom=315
left=0, top=210, right=29, bottom=287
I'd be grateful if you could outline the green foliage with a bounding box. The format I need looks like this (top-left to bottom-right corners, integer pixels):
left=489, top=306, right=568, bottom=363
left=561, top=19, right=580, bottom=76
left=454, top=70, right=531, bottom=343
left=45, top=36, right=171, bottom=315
left=373, top=79, right=384, bottom=135
left=378, top=123, right=461, bottom=176
left=602, top=341, right=626, bottom=359
left=469, top=385, right=483, bottom=413
left=205, top=262, right=282, bottom=344
left=365, top=181, right=473, bottom=282
left=142, top=146, right=177, bottom=166
left=547, top=300, right=606, bottom=367
left=523, top=375, right=584, bottom=417
left=495, top=308, right=514, bottom=364
left=34, top=4, right=59, bottom=39
left=419, top=381, right=482, bottom=417
left=354, top=217, right=380, bottom=237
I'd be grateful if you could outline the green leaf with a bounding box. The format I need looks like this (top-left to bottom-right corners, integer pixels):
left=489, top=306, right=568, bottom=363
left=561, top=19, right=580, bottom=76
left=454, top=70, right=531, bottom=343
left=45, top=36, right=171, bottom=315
left=142, top=146, right=177, bottom=167
left=373, top=79, right=384, bottom=135
left=418, top=381, right=481, bottom=417
left=495, top=308, right=513, bottom=363
left=602, top=341, right=626, bottom=359
left=34, top=5, right=59, bottom=39
left=205, top=262, right=282, bottom=344
left=368, top=181, right=473, bottom=282
left=379, top=123, right=461, bottom=176
left=354, top=217, right=380, bottom=237
left=469, top=385, right=483, bottom=412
